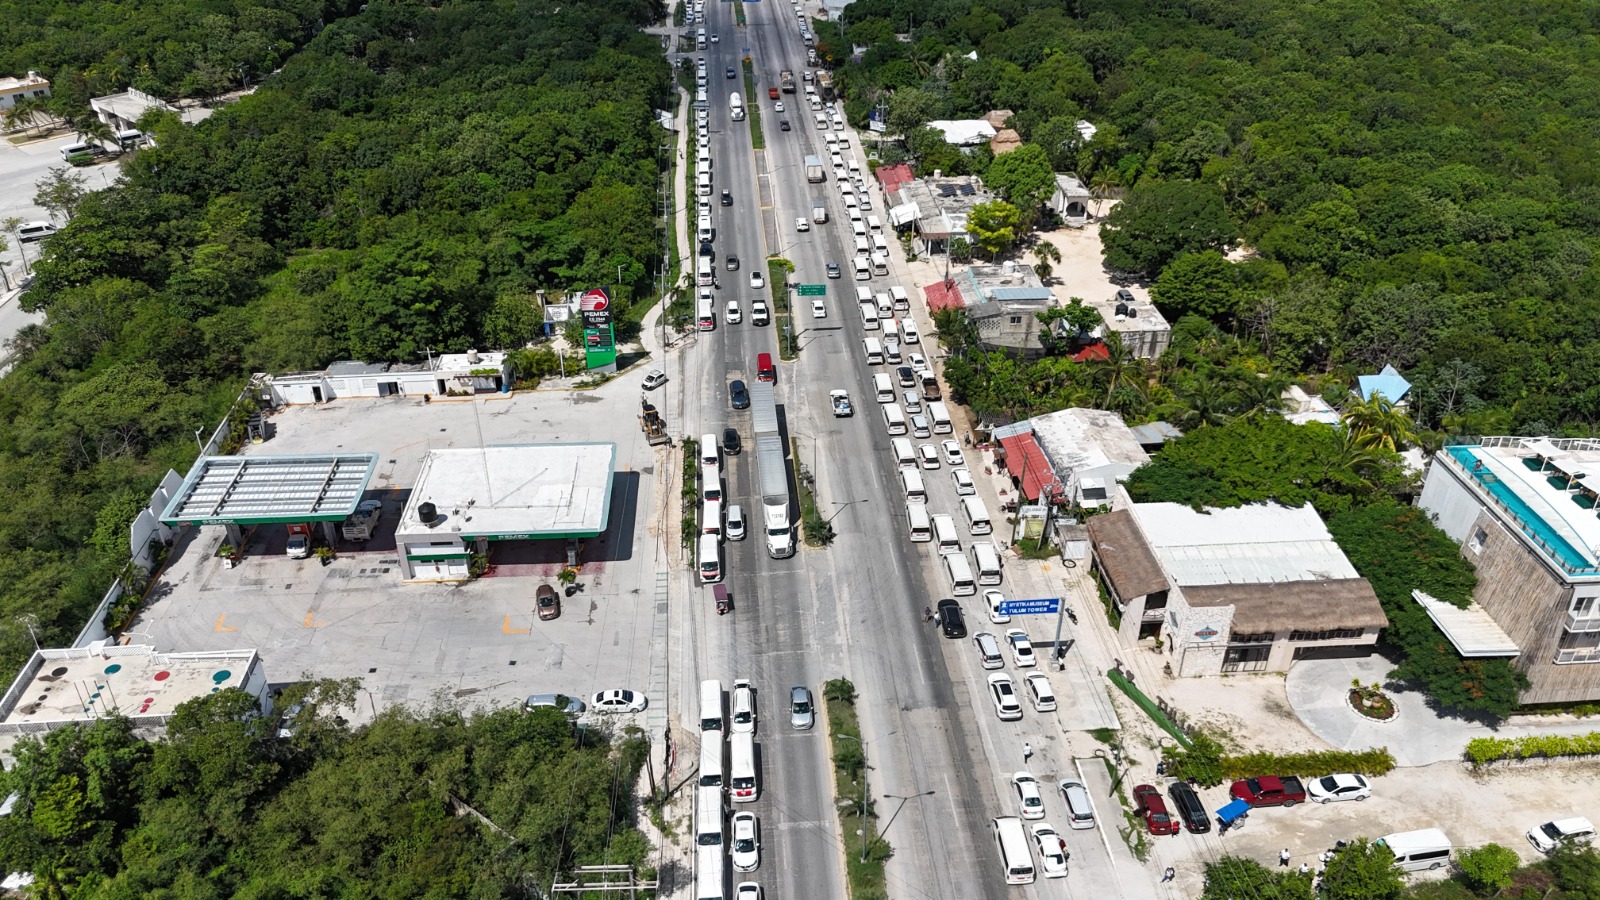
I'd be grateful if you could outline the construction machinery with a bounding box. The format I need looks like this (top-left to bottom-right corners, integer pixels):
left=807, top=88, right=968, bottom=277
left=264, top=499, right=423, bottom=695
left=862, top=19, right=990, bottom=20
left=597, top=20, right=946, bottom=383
left=640, top=394, right=672, bottom=446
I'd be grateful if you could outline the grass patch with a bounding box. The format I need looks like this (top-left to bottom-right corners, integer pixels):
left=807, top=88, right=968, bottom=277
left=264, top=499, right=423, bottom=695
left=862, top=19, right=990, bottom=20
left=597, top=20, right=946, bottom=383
left=1089, top=728, right=1118, bottom=745
left=794, top=438, right=833, bottom=547
left=741, top=61, right=763, bottom=150
left=734, top=1, right=746, bottom=26
left=672, top=0, right=685, bottom=27
left=681, top=437, right=700, bottom=550
left=823, top=679, right=891, bottom=900
left=768, top=258, right=797, bottom=360
left=1015, top=536, right=1055, bottom=559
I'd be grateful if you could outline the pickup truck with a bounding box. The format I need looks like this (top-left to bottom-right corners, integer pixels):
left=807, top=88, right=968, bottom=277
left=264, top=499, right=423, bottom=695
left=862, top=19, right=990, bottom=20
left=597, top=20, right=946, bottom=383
left=830, top=389, right=852, bottom=417
left=768, top=86, right=779, bottom=100
left=1229, top=775, right=1306, bottom=808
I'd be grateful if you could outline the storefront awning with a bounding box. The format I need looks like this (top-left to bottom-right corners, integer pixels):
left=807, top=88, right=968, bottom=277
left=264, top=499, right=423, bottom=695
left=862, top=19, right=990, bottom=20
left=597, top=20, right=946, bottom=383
left=1412, top=589, right=1520, bottom=657
left=997, top=433, right=1058, bottom=501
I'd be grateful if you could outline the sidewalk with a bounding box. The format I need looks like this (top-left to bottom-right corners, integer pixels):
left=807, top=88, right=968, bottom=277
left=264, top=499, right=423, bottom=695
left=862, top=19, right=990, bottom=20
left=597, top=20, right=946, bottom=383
left=1285, top=655, right=1600, bottom=766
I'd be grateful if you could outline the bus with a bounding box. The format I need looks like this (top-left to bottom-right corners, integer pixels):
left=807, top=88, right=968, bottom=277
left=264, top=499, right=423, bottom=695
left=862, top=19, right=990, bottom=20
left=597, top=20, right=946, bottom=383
left=730, top=731, right=757, bottom=802
left=993, top=816, right=1036, bottom=885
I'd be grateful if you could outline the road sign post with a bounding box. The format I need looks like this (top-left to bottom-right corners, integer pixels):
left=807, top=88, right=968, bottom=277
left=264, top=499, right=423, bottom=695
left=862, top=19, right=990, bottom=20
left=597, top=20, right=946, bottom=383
left=996, top=598, right=1068, bottom=662
left=797, top=283, right=826, bottom=296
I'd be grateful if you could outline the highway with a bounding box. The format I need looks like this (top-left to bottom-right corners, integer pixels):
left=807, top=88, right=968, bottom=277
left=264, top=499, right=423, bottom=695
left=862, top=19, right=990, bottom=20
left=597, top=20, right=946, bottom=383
left=682, top=4, right=1007, bottom=900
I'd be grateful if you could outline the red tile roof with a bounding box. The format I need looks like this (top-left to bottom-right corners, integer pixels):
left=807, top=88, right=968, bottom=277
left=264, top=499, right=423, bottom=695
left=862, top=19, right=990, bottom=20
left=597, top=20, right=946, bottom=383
left=997, top=433, right=1059, bottom=501
left=1071, top=342, right=1111, bottom=362
left=876, top=163, right=915, bottom=195
left=924, top=279, right=964, bottom=311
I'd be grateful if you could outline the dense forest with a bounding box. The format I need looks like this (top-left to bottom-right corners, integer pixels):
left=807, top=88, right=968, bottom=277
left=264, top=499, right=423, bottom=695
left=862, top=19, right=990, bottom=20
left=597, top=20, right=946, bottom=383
left=0, top=0, right=671, bottom=682
left=0, top=684, right=652, bottom=897
left=829, top=0, right=1600, bottom=437
left=0, top=0, right=345, bottom=102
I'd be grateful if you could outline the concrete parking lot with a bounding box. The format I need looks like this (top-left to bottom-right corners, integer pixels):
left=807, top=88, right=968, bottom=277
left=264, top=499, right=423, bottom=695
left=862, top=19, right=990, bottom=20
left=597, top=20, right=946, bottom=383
left=0, top=132, right=117, bottom=276
left=132, top=383, right=675, bottom=729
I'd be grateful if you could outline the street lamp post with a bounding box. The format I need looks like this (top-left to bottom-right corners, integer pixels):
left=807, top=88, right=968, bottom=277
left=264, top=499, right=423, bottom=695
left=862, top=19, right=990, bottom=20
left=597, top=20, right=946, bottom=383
left=837, top=733, right=870, bottom=861
left=826, top=498, right=869, bottom=524
left=879, top=790, right=935, bottom=843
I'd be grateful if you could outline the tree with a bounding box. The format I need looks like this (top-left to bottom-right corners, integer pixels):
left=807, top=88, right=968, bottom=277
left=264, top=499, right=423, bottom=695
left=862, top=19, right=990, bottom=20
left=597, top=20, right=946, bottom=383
left=1032, top=240, right=1061, bottom=283
left=33, top=167, right=90, bottom=223
left=1546, top=844, right=1600, bottom=900
left=967, top=200, right=1020, bottom=260
left=1320, top=839, right=1403, bottom=900
left=1161, top=732, right=1225, bottom=786
left=3, top=97, right=52, bottom=136
left=1453, top=843, right=1520, bottom=894
left=983, top=144, right=1057, bottom=211
left=480, top=290, right=542, bottom=350
left=1151, top=250, right=1240, bottom=320
left=1200, top=856, right=1313, bottom=900
left=1341, top=393, right=1417, bottom=452
left=1101, top=180, right=1235, bottom=278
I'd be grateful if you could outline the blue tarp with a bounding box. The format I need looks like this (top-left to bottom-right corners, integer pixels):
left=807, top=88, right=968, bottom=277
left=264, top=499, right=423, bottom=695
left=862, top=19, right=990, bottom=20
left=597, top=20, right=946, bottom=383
left=1216, top=798, right=1251, bottom=826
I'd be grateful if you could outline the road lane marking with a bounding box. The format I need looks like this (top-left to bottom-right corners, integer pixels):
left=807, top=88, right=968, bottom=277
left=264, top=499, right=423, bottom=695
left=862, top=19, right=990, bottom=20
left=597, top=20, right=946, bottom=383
left=502, top=616, right=530, bottom=634
left=302, top=611, right=328, bottom=628
left=214, top=615, right=237, bottom=632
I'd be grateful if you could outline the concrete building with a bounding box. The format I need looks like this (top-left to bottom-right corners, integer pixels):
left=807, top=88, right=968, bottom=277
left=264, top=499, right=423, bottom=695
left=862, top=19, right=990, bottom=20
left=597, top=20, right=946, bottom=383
left=1073, top=290, right=1171, bottom=360
left=1086, top=501, right=1389, bottom=675
left=266, top=350, right=515, bottom=404
left=396, top=443, right=616, bottom=581
left=924, top=119, right=997, bottom=149
left=0, top=72, right=50, bottom=113
left=0, top=644, right=268, bottom=765
left=1419, top=437, right=1600, bottom=702
left=1051, top=174, right=1092, bottom=226
left=951, top=262, right=1055, bottom=354
left=889, top=174, right=995, bottom=257
left=1029, top=408, right=1150, bottom=509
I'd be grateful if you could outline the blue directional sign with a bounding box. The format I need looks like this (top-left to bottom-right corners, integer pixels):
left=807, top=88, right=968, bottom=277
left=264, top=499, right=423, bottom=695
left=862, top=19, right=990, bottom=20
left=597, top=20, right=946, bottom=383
left=999, top=597, right=1061, bottom=616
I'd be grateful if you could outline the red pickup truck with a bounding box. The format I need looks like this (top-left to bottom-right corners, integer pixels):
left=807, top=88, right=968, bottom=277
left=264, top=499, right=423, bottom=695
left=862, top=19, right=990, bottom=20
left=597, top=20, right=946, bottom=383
left=1229, top=775, right=1306, bottom=807
left=767, top=86, right=780, bottom=100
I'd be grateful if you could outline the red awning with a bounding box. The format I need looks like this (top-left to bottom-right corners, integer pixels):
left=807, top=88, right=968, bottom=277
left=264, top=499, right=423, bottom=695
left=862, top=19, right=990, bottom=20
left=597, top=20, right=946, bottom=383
left=925, top=279, right=964, bottom=311
left=997, top=433, right=1058, bottom=501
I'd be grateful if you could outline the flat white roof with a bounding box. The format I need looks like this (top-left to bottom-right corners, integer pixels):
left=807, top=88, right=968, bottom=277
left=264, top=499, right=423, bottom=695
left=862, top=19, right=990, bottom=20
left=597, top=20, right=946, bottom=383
left=399, top=443, right=615, bottom=539
left=0, top=646, right=260, bottom=729
left=1130, top=502, right=1359, bottom=586
left=1412, top=590, right=1519, bottom=657
left=1030, top=408, right=1149, bottom=478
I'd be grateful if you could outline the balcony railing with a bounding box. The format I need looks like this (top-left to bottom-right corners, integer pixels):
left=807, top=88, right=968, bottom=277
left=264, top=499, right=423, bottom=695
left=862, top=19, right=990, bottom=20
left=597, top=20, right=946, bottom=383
left=1566, top=612, right=1600, bottom=634
left=1555, top=646, right=1600, bottom=665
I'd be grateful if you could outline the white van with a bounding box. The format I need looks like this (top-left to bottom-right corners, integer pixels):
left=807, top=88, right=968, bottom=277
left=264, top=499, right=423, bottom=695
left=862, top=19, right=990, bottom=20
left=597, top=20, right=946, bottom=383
left=698, top=533, right=723, bottom=584
left=907, top=503, right=932, bottom=542
left=696, top=784, right=726, bottom=848
left=882, top=404, right=907, bottom=435
left=859, top=301, right=879, bottom=330
left=899, top=466, right=926, bottom=503
left=814, top=112, right=828, bottom=130
left=853, top=234, right=870, bottom=256
left=874, top=292, right=893, bottom=317
left=867, top=214, right=883, bottom=235
left=993, top=817, right=1036, bottom=885
left=889, top=285, right=910, bottom=310
left=855, top=285, right=874, bottom=304
left=698, top=733, right=725, bottom=787
left=853, top=256, right=872, bottom=280
left=1378, top=829, right=1452, bottom=872
left=881, top=318, right=899, bottom=344
left=870, top=251, right=890, bottom=275
left=891, top=437, right=916, bottom=467
left=702, top=499, right=723, bottom=538
left=927, top=400, right=953, bottom=434
left=730, top=731, right=758, bottom=802
left=849, top=159, right=863, bottom=178
left=697, top=171, right=712, bottom=195
left=901, top=318, right=921, bottom=344
left=873, top=373, right=895, bottom=402
left=700, top=679, right=725, bottom=732
left=695, top=846, right=725, bottom=900
left=863, top=337, right=884, bottom=365
left=700, top=435, right=720, bottom=471
left=871, top=233, right=889, bottom=254
left=941, top=548, right=976, bottom=596
left=59, top=142, right=92, bottom=160
left=972, top=541, right=1003, bottom=586
left=696, top=87, right=708, bottom=105
left=932, top=514, right=961, bottom=553
left=698, top=213, right=713, bottom=242
left=851, top=219, right=868, bottom=239
left=962, top=495, right=992, bottom=535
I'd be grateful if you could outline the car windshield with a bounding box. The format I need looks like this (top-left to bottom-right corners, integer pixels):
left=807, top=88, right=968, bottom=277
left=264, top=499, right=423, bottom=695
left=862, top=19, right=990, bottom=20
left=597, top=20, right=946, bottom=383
left=793, top=698, right=811, bottom=713
left=734, top=836, right=754, bottom=852
left=1318, top=775, right=1342, bottom=791
left=1541, top=822, right=1564, bottom=839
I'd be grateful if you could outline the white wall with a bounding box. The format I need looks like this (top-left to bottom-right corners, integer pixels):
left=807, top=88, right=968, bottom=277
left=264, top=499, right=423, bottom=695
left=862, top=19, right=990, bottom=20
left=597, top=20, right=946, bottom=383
left=1418, top=463, right=1482, bottom=543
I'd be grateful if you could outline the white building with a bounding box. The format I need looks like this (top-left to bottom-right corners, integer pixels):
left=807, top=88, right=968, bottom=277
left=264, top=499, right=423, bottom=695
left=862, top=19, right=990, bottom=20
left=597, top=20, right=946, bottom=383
left=924, top=119, right=997, bottom=148
left=265, top=350, right=515, bottom=404
left=1024, top=408, right=1150, bottom=508
left=0, top=72, right=50, bottom=113
left=1051, top=174, right=1092, bottom=226
left=0, top=645, right=269, bottom=766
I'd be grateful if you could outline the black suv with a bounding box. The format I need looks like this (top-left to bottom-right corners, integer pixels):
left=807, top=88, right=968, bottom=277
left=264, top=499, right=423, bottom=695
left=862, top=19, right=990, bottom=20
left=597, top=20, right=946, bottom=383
left=1167, top=782, right=1211, bottom=833
left=722, top=427, right=741, bottom=455
left=721, top=190, right=733, bottom=206
left=936, top=599, right=966, bottom=638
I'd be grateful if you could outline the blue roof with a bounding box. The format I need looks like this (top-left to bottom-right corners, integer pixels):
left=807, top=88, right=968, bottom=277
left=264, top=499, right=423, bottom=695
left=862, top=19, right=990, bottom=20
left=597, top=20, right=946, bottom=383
left=1358, top=364, right=1411, bottom=402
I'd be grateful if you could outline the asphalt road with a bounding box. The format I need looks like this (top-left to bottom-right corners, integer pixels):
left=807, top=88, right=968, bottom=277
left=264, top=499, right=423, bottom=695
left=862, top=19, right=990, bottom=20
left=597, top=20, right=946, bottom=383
left=686, top=6, right=1005, bottom=900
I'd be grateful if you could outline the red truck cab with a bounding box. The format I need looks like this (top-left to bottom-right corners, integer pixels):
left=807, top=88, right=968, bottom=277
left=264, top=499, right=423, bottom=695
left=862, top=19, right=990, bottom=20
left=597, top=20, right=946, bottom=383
left=1229, top=775, right=1306, bottom=807
left=768, top=86, right=780, bottom=100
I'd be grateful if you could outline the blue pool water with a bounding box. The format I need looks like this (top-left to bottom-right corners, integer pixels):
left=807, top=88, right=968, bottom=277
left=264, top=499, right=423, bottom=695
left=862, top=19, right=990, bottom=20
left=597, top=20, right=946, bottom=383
left=1446, top=445, right=1598, bottom=574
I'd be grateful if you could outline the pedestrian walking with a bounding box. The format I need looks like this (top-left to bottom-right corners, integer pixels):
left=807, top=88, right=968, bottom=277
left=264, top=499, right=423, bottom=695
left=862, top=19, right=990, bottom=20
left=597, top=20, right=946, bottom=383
left=1162, top=867, right=1175, bottom=883
left=1279, top=848, right=1291, bottom=867
left=1022, top=742, right=1033, bottom=764
left=1298, top=863, right=1310, bottom=876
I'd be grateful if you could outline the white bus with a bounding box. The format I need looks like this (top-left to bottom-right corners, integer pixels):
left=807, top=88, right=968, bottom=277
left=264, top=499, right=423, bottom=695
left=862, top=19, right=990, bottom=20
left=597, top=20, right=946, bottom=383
left=695, top=844, right=726, bottom=900
left=698, top=732, right=724, bottom=787
left=993, top=817, right=1036, bottom=885
left=730, top=731, right=758, bottom=802
left=700, top=679, right=724, bottom=733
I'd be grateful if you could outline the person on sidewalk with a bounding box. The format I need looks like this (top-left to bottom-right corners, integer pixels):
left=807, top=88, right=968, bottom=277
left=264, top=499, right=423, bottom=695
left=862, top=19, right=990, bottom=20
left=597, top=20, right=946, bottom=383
left=1162, top=867, right=1175, bottom=883
left=1279, top=848, right=1291, bottom=867
left=1022, top=742, right=1033, bottom=764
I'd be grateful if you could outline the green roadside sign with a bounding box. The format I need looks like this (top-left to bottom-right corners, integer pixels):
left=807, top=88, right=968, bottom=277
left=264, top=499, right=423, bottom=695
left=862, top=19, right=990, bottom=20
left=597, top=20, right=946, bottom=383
left=797, top=284, right=826, bottom=296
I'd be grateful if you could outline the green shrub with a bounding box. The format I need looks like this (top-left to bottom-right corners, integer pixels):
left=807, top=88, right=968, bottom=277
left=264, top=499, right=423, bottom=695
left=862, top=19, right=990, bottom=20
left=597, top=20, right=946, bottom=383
left=1465, top=730, right=1600, bottom=766
left=1219, top=748, right=1396, bottom=780
left=1454, top=843, right=1519, bottom=894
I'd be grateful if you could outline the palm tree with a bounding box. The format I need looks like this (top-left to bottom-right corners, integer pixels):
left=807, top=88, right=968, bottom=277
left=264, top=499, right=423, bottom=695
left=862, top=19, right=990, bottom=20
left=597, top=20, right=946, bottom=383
left=1342, top=393, right=1417, bottom=452
left=1233, top=369, right=1292, bottom=420
left=1032, top=240, right=1061, bottom=284
left=73, top=116, right=118, bottom=154
left=3, top=97, right=52, bottom=137
left=1086, top=333, right=1145, bottom=410
left=1174, top=370, right=1236, bottom=430
left=1089, top=172, right=1117, bottom=218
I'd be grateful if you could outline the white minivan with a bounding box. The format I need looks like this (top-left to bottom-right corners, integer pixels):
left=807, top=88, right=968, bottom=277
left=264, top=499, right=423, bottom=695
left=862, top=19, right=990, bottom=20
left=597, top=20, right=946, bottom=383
left=873, top=373, right=895, bottom=402
left=962, top=495, right=993, bottom=535
left=972, top=541, right=1003, bottom=586
left=863, top=337, right=884, bottom=365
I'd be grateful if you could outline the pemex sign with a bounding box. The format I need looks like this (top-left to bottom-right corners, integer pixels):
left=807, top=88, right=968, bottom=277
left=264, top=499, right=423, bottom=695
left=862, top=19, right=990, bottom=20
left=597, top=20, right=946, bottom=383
left=580, top=288, right=617, bottom=372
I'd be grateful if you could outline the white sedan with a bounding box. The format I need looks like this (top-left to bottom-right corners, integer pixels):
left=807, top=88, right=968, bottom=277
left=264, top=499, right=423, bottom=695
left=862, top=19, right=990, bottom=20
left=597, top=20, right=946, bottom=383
left=1012, top=772, right=1045, bottom=820
left=918, top=444, right=940, bottom=469
left=812, top=299, right=827, bottom=318
left=731, top=811, right=761, bottom=871
left=774, top=101, right=785, bottom=112
left=590, top=689, right=647, bottom=713
left=1307, top=773, right=1372, bottom=803
left=941, top=439, right=963, bottom=466
left=726, top=301, right=742, bottom=324
left=749, top=270, right=765, bottom=289
left=988, top=673, right=1021, bottom=721
left=795, top=217, right=810, bottom=232
left=1005, top=629, right=1036, bottom=667
left=984, top=590, right=1010, bottom=623
left=1031, top=824, right=1069, bottom=878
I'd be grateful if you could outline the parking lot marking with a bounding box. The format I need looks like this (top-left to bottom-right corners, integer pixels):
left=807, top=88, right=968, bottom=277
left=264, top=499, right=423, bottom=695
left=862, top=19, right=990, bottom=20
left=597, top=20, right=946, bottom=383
left=213, top=615, right=236, bottom=632
left=303, top=611, right=328, bottom=628
left=502, top=616, right=530, bottom=635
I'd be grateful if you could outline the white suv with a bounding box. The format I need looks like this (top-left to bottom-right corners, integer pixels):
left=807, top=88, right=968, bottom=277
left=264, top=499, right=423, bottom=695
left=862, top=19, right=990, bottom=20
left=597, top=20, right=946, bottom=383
left=988, top=673, right=1021, bottom=721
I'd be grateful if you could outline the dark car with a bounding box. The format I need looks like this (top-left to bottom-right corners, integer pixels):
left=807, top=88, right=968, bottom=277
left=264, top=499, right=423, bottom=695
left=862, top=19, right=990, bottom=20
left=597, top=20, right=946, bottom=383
left=936, top=599, right=967, bottom=638
left=826, top=261, right=841, bottom=279
left=725, top=66, right=736, bottom=78
left=896, top=365, right=916, bottom=387
left=729, top=379, right=750, bottom=409
left=726, top=255, right=740, bottom=271
left=779, top=119, right=790, bottom=131
left=1167, top=781, right=1211, bottom=833
left=536, top=583, right=560, bottom=621
left=722, top=427, right=741, bottom=455
left=1134, top=784, right=1179, bottom=835
left=721, top=189, right=733, bottom=206
left=1115, top=288, right=1136, bottom=305
left=699, top=240, right=714, bottom=258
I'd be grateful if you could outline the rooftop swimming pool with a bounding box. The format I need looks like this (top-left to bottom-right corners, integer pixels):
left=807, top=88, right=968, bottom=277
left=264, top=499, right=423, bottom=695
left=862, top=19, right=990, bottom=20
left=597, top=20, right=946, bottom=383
left=1446, top=445, right=1600, bottom=575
